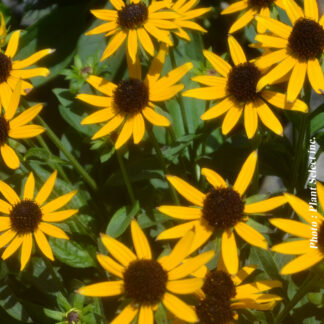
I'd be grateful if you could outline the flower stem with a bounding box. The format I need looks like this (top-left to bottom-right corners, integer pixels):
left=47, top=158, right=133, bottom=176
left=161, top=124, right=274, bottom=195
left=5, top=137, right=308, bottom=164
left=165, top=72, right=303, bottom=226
left=115, top=149, right=136, bottom=206
left=36, top=116, right=98, bottom=191
left=147, top=127, right=179, bottom=204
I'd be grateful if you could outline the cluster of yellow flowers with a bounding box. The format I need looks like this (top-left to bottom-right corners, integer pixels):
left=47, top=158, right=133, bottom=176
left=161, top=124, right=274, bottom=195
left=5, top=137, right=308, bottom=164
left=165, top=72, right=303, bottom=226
left=0, top=0, right=324, bottom=323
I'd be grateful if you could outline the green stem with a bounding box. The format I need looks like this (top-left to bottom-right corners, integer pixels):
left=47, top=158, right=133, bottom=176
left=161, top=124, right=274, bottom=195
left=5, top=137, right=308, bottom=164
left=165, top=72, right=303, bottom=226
left=36, top=116, right=98, bottom=191
left=147, top=127, right=179, bottom=204
left=116, top=149, right=136, bottom=206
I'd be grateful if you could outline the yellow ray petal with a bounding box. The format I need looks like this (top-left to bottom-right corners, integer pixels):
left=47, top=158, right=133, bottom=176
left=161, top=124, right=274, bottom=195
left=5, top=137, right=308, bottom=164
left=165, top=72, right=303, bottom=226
left=191, top=75, right=227, bottom=87
left=307, top=58, right=324, bottom=94
left=269, top=218, right=312, bottom=238
left=0, top=217, right=11, bottom=231
left=96, top=253, right=124, bottom=278
left=244, top=196, right=287, bottom=213
left=244, top=102, right=258, bottom=139
left=257, top=99, right=283, bottom=135
left=203, top=50, right=231, bottom=77
left=0, top=180, right=20, bottom=204
left=221, top=0, right=248, bottom=14
left=255, top=16, right=292, bottom=39
left=41, top=190, right=77, bottom=214
left=201, top=168, right=227, bottom=188
left=166, top=175, right=205, bottom=206
left=317, top=182, right=324, bottom=210
left=35, top=170, right=57, bottom=205
left=142, top=107, right=170, bottom=126
left=127, top=29, right=138, bottom=63
left=201, top=97, right=234, bottom=120
left=228, top=35, right=246, bottom=65
left=254, top=35, right=288, bottom=49
left=131, top=219, right=152, bottom=259
left=9, top=103, right=43, bottom=129
left=115, top=118, right=133, bottom=149
left=5, top=31, right=21, bottom=58
left=231, top=265, right=257, bottom=285
left=100, top=233, right=137, bottom=267
left=149, top=84, right=184, bottom=101
left=110, top=0, right=124, bottom=10
left=0, top=201, right=11, bottom=214
left=280, top=249, right=323, bottom=275
left=257, top=7, right=270, bottom=33
left=12, top=49, right=54, bottom=69
left=0, top=82, right=12, bottom=111
left=272, top=239, right=311, bottom=255
left=182, top=85, right=227, bottom=100
left=1, top=235, right=23, bottom=260
left=42, top=209, right=77, bottom=222
left=229, top=9, right=257, bottom=33
left=78, top=281, right=124, bottom=296
left=234, top=222, right=268, bottom=249
left=235, top=280, right=282, bottom=298
left=101, top=30, right=127, bottom=61
left=189, top=220, right=214, bottom=253
left=11, top=68, right=50, bottom=79
left=126, top=51, right=141, bottom=80
left=34, top=229, right=54, bottom=260
left=233, top=150, right=257, bottom=196
left=86, top=22, right=118, bottom=36
left=91, top=114, right=125, bottom=140
left=144, top=23, right=172, bottom=45
left=81, top=108, right=116, bottom=125
left=76, top=94, right=112, bottom=107
left=23, top=172, right=35, bottom=200
left=39, top=223, right=69, bottom=239
left=221, top=230, right=238, bottom=274
left=138, top=305, right=153, bottom=324
left=9, top=125, right=44, bottom=139
left=0, top=230, right=16, bottom=249
left=90, top=9, right=118, bottom=20
left=133, top=113, right=145, bottom=144
left=5, top=80, right=21, bottom=121
left=167, top=278, right=203, bottom=294
left=1, top=144, right=20, bottom=170
left=110, top=303, right=138, bottom=324
left=287, top=60, right=307, bottom=102
left=20, top=233, right=33, bottom=271
left=222, top=106, right=243, bottom=136
left=162, top=293, right=198, bottom=323
left=283, top=0, right=304, bottom=24
left=137, top=28, right=154, bottom=56
left=157, top=206, right=201, bottom=220
left=146, top=44, right=168, bottom=83
left=86, top=75, right=117, bottom=96
left=255, top=49, right=288, bottom=70
left=156, top=221, right=197, bottom=240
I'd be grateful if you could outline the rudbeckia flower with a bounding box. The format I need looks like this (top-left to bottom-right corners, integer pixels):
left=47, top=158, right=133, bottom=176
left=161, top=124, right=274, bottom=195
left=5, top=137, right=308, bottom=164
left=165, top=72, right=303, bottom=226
left=183, top=35, right=307, bottom=139
left=270, top=183, right=324, bottom=274
left=221, top=0, right=285, bottom=33
left=255, top=0, right=324, bottom=102
left=194, top=258, right=282, bottom=323
left=78, top=220, right=215, bottom=324
left=77, top=45, right=192, bottom=149
left=0, top=81, right=44, bottom=169
left=0, top=30, right=53, bottom=110
left=157, top=150, right=287, bottom=274
left=167, top=0, right=211, bottom=41
left=86, top=0, right=179, bottom=63
left=0, top=171, right=78, bottom=270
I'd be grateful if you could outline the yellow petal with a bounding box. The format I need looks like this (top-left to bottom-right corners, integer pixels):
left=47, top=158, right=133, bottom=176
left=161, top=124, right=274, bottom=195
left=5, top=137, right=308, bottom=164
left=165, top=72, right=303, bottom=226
left=317, top=182, right=324, bottom=210
left=96, top=253, right=124, bottom=278
left=201, top=168, right=227, bottom=188
left=191, top=75, right=226, bottom=87
left=189, top=220, right=214, bottom=253
left=244, top=102, right=258, bottom=139
left=255, top=16, right=292, bottom=39
left=9, top=103, right=43, bottom=128
left=269, top=218, right=312, bottom=238
left=127, top=29, right=138, bottom=63
left=235, top=280, right=282, bottom=298
left=35, top=170, right=57, bottom=205
left=257, top=99, right=283, bottom=135
left=86, top=75, right=117, bottom=96
left=92, top=114, right=125, bottom=140
left=5, top=79, right=21, bottom=120
left=76, top=94, right=112, bottom=107
left=221, top=0, right=248, bottom=14
left=0, top=180, right=20, bottom=204
left=101, top=30, right=127, bottom=61
left=34, top=229, right=54, bottom=261
left=233, top=150, right=257, bottom=196
left=131, top=219, right=152, bottom=259
left=12, top=49, right=54, bottom=69
left=0, top=200, right=11, bottom=214
left=9, top=125, right=45, bottom=139
left=1, top=235, right=23, bottom=260
left=203, top=50, right=231, bottom=77
left=0, top=229, right=16, bottom=249
left=5, top=31, right=20, bottom=58
left=133, top=113, right=145, bottom=144
left=39, top=223, right=69, bottom=239
left=110, top=0, right=124, bottom=10
left=23, top=172, right=35, bottom=200
left=142, top=107, right=170, bottom=126
left=137, top=28, right=154, bottom=56
left=86, top=22, right=118, bottom=36
left=283, top=0, right=304, bottom=24
left=41, top=190, right=77, bottom=214
left=81, top=108, right=116, bottom=125
left=111, top=304, right=138, bottom=324
left=167, top=278, right=203, bottom=294
left=272, top=239, right=311, bottom=254
left=0, top=82, right=12, bottom=111
left=90, top=9, right=118, bottom=21
left=221, top=230, right=238, bottom=275
left=244, top=196, right=287, bottom=213
left=1, top=144, right=20, bottom=170
left=138, top=305, right=153, bottom=324
left=78, top=281, right=124, bottom=296
left=234, top=222, right=268, bottom=249
left=257, top=7, right=270, bottom=33
left=254, top=35, right=288, bottom=49
left=307, top=58, right=324, bottom=94
left=42, top=209, right=77, bottom=222
left=20, top=233, right=33, bottom=270
left=157, top=206, right=201, bottom=220
left=146, top=43, right=168, bottom=83
left=0, top=217, right=11, bottom=231
left=182, top=85, right=227, bottom=100
left=201, top=97, right=235, bottom=120
left=231, top=265, right=257, bottom=285
left=144, top=23, right=172, bottom=45
left=255, top=49, right=288, bottom=70
left=11, top=68, right=50, bottom=79
left=222, top=106, right=243, bottom=135
left=287, top=60, right=307, bottom=102
left=115, top=118, right=133, bottom=149
left=156, top=221, right=197, bottom=240
left=228, top=35, right=246, bottom=65
left=229, top=9, right=257, bottom=33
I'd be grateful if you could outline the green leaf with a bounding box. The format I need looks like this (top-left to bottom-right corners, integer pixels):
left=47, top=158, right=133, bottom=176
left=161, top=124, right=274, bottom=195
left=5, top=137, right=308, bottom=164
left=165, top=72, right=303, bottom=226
left=154, top=303, right=168, bottom=324
left=254, top=248, right=281, bottom=280
left=57, top=292, right=71, bottom=312
left=311, top=112, right=324, bottom=135
left=43, top=308, right=64, bottom=321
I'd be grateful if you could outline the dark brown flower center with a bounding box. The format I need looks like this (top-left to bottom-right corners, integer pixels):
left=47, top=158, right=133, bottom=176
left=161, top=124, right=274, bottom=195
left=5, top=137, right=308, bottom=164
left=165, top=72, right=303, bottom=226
left=0, top=52, right=12, bottom=83
left=10, top=200, right=42, bottom=234
left=202, top=187, right=244, bottom=230
left=0, top=116, right=9, bottom=146
left=227, top=62, right=261, bottom=103
left=288, top=18, right=324, bottom=61
left=196, top=296, right=234, bottom=324
left=202, top=270, right=236, bottom=300
left=123, top=259, right=168, bottom=305
left=318, top=222, right=324, bottom=254
left=118, top=3, right=148, bottom=29
left=248, top=0, right=274, bottom=9
left=113, top=78, right=149, bottom=114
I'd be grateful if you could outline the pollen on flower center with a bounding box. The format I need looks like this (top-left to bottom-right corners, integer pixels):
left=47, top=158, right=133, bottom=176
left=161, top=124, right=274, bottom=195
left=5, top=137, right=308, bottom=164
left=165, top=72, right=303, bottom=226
left=196, top=296, right=234, bottom=324
left=318, top=222, right=324, bottom=254
left=113, top=78, right=149, bottom=114
left=0, top=52, right=12, bottom=83
left=123, top=259, right=168, bottom=305
left=10, top=200, right=43, bottom=234
left=118, top=3, right=148, bottom=29
left=0, top=116, right=9, bottom=146
left=248, top=0, right=274, bottom=9
left=202, top=187, right=244, bottom=230
left=288, top=18, right=324, bottom=61
left=227, top=62, right=261, bottom=103
left=202, top=270, right=236, bottom=300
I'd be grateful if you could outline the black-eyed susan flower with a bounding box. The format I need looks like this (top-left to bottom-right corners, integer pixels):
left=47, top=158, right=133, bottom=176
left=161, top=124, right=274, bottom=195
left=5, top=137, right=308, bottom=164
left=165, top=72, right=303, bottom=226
left=255, top=0, right=324, bottom=102
left=221, top=0, right=285, bottom=33
left=157, top=150, right=287, bottom=274
left=0, top=171, right=78, bottom=270
left=167, top=0, right=211, bottom=41
left=195, top=259, right=282, bottom=323
left=86, top=0, right=179, bottom=63
left=78, top=220, right=215, bottom=324
left=0, top=30, right=53, bottom=110
left=77, top=45, right=192, bottom=149
left=270, top=183, right=324, bottom=274
left=183, top=35, right=307, bottom=139
left=0, top=81, right=44, bottom=169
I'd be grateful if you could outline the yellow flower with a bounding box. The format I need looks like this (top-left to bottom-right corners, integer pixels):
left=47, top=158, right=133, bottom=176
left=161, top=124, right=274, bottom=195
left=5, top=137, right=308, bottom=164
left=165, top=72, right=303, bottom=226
left=255, top=0, right=324, bottom=102
left=221, top=0, right=285, bottom=33
left=0, top=81, right=44, bottom=169
left=0, top=171, right=78, bottom=270
left=194, top=258, right=282, bottom=323
left=78, top=220, right=215, bottom=324
left=86, top=0, right=179, bottom=63
left=183, top=35, right=307, bottom=139
left=157, top=150, right=287, bottom=275
left=270, top=183, right=324, bottom=275
left=0, top=30, right=53, bottom=110
left=77, top=45, right=192, bottom=149
left=167, top=0, right=211, bottom=41
left=0, top=12, right=6, bottom=47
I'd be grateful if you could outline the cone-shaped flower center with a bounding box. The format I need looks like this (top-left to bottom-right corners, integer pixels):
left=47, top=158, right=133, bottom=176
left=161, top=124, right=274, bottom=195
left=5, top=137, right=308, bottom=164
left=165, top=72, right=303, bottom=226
left=123, top=259, right=168, bottom=305
left=227, top=62, right=261, bottom=103
left=10, top=200, right=42, bottom=234
left=318, top=222, right=324, bottom=254
left=113, top=78, right=149, bottom=114
left=248, top=0, right=274, bottom=9
left=202, top=270, right=236, bottom=300
left=288, top=18, right=324, bottom=61
left=118, top=3, right=148, bottom=29
left=0, top=52, right=12, bottom=83
left=0, top=116, right=9, bottom=146
left=202, top=187, right=244, bottom=230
